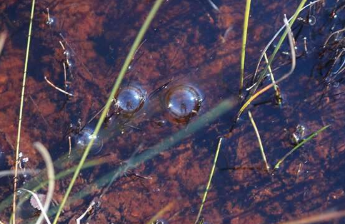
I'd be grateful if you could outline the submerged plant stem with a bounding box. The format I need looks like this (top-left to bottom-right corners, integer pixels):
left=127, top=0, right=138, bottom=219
left=195, top=138, right=223, bottom=224
left=12, top=0, right=36, bottom=223
left=52, top=0, right=165, bottom=223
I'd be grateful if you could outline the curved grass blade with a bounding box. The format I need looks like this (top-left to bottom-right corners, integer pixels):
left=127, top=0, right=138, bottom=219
left=274, top=125, right=330, bottom=170
left=236, top=15, right=296, bottom=121
left=250, top=0, right=307, bottom=94
left=248, top=111, right=270, bottom=172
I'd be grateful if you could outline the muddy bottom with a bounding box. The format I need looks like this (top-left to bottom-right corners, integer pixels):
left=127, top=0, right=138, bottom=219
left=0, top=0, right=345, bottom=223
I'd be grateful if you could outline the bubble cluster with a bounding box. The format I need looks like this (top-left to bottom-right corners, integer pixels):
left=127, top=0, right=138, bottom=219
left=115, top=85, right=146, bottom=115
left=164, top=85, right=202, bottom=122
left=74, top=127, right=103, bottom=154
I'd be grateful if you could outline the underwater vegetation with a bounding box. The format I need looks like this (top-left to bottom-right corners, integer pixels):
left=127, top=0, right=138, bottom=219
left=0, top=0, right=345, bottom=223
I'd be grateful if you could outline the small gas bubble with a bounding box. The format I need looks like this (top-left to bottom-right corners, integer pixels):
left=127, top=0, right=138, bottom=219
left=73, top=127, right=103, bottom=154
left=63, top=50, right=71, bottom=59
left=164, top=85, right=202, bottom=123
left=308, top=15, right=316, bottom=26
left=115, top=85, right=146, bottom=115
left=46, top=17, right=55, bottom=26
left=66, top=58, right=75, bottom=70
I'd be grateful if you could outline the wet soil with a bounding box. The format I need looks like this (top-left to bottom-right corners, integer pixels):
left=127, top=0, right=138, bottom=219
left=0, top=0, right=345, bottom=223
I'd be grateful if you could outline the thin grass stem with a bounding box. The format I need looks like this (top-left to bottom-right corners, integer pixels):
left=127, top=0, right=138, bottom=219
left=251, top=0, right=320, bottom=87
left=248, top=111, right=270, bottom=172
left=236, top=15, right=296, bottom=121
left=274, top=125, right=330, bottom=170
left=264, top=53, right=281, bottom=105
left=239, top=0, right=251, bottom=97
left=52, top=1, right=164, bottom=223
left=250, top=0, right=306, bottom=95
left=323, top=27, right=345, bottom=47
left=12, top=0, right=36, bottom=222
left=194, top=138, right=222, bottom=224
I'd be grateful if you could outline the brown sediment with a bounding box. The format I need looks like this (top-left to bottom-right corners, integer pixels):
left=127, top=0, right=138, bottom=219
left=0, top=0, right=345, bottom=223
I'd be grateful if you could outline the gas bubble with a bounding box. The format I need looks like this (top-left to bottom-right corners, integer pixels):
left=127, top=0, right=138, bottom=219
left=73, top=127, right=103, bottom=154
left=164, top=85, right=202, bottom=123
left=308, top=15, right=316, bottom=26
left=114, top=85, right=146, bottom=115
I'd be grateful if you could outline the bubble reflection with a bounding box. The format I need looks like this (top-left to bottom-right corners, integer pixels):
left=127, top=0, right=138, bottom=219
left=115, top=85, right=146, bottom=115
left=164, top=85, right=202, bottom=123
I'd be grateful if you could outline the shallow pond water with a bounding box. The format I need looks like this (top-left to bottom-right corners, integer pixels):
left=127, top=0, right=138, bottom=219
left=0, top=0, right=345, bottom=223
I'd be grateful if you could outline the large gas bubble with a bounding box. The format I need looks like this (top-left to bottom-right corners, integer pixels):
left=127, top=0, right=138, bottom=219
left=114, top=85, right=146, bottom=115
left=164, top=85, right=202, bottom=123
left=73, top=127, right=104, bottom=154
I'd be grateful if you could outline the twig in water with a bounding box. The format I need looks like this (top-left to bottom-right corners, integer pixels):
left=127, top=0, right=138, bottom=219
left=248, top=111, right=270, bottom=172
left=323, top=27, right=345, bottom=48
left=195, top=138, right=223, bottom=224
left=44, top=76, right=73, bottom=96
left=68, top=136, right=72, bottom=157
left=76, top=201, right=96, bottom=224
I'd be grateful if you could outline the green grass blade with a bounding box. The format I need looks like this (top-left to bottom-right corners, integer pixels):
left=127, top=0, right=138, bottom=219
left=194, top=138, right=223, bottom=224
left=248, top=111, right=270, bottom=172
left=251, top=0, right=307, bottom=94
left=239, top=0, right=252, bottom=97
left=274, top=125, right=330, bottom=170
